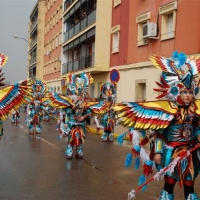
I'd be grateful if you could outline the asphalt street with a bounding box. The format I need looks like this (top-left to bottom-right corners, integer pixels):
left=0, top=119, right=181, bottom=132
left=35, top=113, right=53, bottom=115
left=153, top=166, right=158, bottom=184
left=0, top=111, right=199, bottom=200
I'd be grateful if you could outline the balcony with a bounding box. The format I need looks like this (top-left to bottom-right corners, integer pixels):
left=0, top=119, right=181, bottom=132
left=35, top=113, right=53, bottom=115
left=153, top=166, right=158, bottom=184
left=30, top=20, right=37, bottom=32
left=64, top=0, right=76, bottom=11
left=62, top=53, right=94, bottom=75
left=63, top=10, right=96, bottom=42
left=30, top=38, right=37, bottom=49
left=29, top=56, right=37, bottom=66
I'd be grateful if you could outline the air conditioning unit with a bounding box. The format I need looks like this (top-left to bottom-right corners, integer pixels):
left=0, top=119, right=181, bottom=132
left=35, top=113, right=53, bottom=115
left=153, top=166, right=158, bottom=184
left=142, top=22, right=157, bottom=38
left=58, top=56, right=61, bottom=61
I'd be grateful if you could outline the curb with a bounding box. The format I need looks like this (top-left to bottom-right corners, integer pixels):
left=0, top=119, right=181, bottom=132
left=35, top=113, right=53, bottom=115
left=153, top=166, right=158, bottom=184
left=86, top=126, right=130, bottom=140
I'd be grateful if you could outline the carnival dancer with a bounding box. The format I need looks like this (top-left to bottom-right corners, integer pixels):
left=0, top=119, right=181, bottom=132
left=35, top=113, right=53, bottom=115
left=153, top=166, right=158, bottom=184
left=11, top=108, right=20, bottom=125
left=49, top=72, right=109, bottom=159
left=94, top=82, right=117, bottom=142
left=26, top=101, right=43, bottom=136
left=0, top=54, right=32, bottom=139
left=114, top=51, right=200, bottom=200
left=25, top=80, right=49, bottom=136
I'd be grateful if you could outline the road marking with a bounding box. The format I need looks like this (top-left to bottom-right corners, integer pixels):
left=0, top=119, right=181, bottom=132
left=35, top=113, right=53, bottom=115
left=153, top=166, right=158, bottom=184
left=36, top=136, right=61, bottom=151
left=18, top=122, right=150, bottom=154
left=19, top=124, right=27, bottom=132
left=18, top=123, right=61, bottom=151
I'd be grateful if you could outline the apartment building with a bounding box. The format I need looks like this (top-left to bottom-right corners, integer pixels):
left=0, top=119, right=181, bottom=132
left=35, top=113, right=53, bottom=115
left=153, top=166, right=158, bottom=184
left=43, top=0, right=63, bottom=93
left=110, top=0, right=200, bottom=102
left=28, top=0, right=200, bottom=103
left=28, top=0, right=45, bottom=81
left=61, top=0, right=112, bottom=98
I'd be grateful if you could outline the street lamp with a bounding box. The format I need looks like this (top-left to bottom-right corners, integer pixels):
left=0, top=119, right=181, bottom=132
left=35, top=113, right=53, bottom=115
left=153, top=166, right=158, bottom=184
left=13, top=35, right=30, bottom=44
left=13, top=35, right=31, bottom=80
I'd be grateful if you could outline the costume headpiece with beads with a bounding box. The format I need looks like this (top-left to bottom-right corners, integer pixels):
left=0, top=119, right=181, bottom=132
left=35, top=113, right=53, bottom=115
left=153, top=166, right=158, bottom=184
left=150, top=51, right=200, bottom=105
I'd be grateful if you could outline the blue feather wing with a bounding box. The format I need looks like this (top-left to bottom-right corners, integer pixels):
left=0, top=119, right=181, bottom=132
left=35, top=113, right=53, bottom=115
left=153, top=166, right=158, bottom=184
left=113, top=101, right=177, bottom=130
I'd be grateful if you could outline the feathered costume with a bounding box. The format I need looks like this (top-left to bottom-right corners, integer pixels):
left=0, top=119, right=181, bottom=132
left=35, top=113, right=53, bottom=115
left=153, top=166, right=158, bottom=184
left=94, top=81, right=117, bottom=142
left=0, top=54, right=32, bottom=137
left=114, top=52, right=200, bottom=200
left=25, top=79, right=50, bottom=136
left=49, top=72, right=110, bottom=158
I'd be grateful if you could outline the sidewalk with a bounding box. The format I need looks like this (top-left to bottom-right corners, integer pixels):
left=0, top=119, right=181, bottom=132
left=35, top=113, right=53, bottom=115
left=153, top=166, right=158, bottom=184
left=86, top=123, right=130, bottom=140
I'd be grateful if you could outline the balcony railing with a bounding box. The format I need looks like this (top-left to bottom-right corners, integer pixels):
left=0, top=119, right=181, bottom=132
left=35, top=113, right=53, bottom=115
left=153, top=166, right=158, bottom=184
left=30, top=38, right=37, bottom=48
left=29, top=56, right=37, bottom=66
left=29, top=75, right=36, bottom=80
left=64, top=0, right=76, bottom=11
left=63, top=10, right=96, bottom=42
left=62, top=53, right=94, bottom=75
left=30, top=20, right=37, bottom=32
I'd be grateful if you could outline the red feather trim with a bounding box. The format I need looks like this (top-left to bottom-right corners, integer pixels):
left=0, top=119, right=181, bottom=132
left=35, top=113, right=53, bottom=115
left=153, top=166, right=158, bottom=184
left=132, top=148, right=140, bottom=157
left=143, top=163, right=153, bottom=176
left=128, top=133, right=132, bottom=141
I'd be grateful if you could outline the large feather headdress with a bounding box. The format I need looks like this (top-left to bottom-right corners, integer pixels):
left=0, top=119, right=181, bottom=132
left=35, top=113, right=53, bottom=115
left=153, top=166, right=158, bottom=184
left=65, top=72, right=93, bottom=96
left=150, top=51, right=200, bottom=102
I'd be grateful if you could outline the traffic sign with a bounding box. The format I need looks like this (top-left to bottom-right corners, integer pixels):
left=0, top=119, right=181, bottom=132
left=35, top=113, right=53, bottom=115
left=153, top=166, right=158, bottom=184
left=110, top=69, right=120, bottom=83
left=61, top=79, right=65, bottom=87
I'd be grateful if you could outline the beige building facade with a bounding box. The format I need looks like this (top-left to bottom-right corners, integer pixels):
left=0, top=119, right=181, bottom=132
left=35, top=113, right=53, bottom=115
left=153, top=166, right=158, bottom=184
left=28, top=0, right=45, bottom=81
left=61, top=0, right=112, bottom=96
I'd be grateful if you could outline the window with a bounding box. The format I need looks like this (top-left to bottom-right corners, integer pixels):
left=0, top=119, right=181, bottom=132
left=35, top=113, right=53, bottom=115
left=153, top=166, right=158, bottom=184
left=59, top=32, right=62, bottom=45
left=53, top=14, right=56, bottom=26
left=159, top=1, right=177, bottom=40
left=47, top=22, right=50, bottom=32
left=45, top=3, right=48, bottom=13
left=53, top=37, right=55, bottom=49
left=57, top=86, right=60, bottom=93
left=58, top=61, right=61, bottom=71
left=59, top=7, right=62, bottom=19
left=113, top=0, right=121, bottom=7
left=55, top=35, right=58, bottom=47
left=47, top=0, right=50, bottom=10
left=55, top=62, right=57, bottom=72
left=49, top=42, right=51, bottom=52
left=135, top=80, right=146, bottom=102
left=56, top=10, right=59, bottom=23
left=98, top=82, right=103, bottom=97
left=136, top=12, right=151, bottom=46
left=51, top=63, right=54, bottom=73
left=90, top=83, right=95, bottom=98
left=111, top=25, right=120, bottom=54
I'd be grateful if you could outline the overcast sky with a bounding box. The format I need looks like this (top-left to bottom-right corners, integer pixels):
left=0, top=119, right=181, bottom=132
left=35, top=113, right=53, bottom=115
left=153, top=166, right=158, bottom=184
left=0, top=0, right=37, bottom=84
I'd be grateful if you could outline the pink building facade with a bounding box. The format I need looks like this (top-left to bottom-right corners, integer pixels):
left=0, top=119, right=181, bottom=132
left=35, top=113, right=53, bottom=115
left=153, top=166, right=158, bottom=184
left=43, top=0, right=62, bottom=93
left=110, top=0, right=200, bottom=102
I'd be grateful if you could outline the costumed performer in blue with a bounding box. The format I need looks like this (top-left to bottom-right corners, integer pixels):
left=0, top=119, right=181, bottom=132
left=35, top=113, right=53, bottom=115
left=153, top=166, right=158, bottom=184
left=48, top=72, right=110, bottom=159
left=113, top=51, right=200, bottom=200
left=25, top=80, right=50, bottom=136
left=94, top=81, right=117, bottom=142
left=10, top=108, right=20, bottom=125
left=0, top=53, right=32, bottom=139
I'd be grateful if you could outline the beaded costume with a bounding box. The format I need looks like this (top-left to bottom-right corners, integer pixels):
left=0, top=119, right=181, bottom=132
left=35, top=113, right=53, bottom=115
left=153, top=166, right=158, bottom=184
left=49, top=72, right=109, bottom=159
left=114, top=52, right=200, bottom=200
left=25, top=80, right=50, bottom=136
left=94, top=81, right=117, bottom=142
left=0, top=54, right=32, bottom=138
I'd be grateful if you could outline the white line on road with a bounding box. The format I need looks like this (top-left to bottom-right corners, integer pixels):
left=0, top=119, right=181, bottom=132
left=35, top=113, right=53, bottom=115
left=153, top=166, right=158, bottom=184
left=18, top=123, right=61, bottom=151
